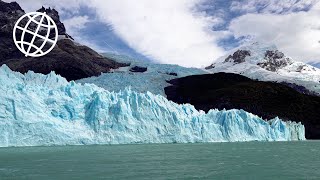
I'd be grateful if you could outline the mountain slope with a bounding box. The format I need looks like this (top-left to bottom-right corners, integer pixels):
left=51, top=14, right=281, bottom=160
left=206, top=43, right=320, bottom=95
left=0, top=0, right=127, bottom=81
left=165, top=73, right=320, bottom=139
left=0, top=65, right=305, bottom=147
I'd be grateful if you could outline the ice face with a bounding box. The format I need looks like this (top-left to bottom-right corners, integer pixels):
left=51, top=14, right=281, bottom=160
left=0, top=65, right=305, bottom=147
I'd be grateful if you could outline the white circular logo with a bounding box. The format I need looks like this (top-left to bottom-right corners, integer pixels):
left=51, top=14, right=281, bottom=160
left=13, top=12, right=58, bottom=57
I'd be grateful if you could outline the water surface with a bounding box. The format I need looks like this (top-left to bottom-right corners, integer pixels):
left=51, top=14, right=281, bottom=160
left=0, top=141, right=319, bottom=179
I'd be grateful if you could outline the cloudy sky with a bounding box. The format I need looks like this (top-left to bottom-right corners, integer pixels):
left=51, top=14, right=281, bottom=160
left=10, top=0, right=320, bottom=67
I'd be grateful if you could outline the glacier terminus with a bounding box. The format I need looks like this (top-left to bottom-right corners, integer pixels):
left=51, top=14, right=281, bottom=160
left=0, top=65, right=305, bottom=147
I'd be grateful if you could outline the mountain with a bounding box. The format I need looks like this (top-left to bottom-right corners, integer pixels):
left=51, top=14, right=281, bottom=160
left=165, top=73, right=320, bottom=139
left=0, top=65, right=305, bottom=147
left=0, top=0, right=127, bottom=81
left=206, top=42, right=320, bottom=96
left=37, top=6, right=72, bottom=39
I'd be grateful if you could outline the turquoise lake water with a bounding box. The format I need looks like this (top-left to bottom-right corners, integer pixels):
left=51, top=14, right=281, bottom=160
left=0, top=141, right=319, bottom=179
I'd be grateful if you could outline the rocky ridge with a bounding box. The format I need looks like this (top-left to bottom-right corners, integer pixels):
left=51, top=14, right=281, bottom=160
left=0, top=0, right=127, bottom=81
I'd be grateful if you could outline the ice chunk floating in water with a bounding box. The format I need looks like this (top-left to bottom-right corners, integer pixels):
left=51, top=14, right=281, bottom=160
left=0, top=65, right=305, bottom=147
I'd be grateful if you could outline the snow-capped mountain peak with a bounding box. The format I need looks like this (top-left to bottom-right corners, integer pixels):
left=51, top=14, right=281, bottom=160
left=211, top=42, right=320, bottom=73
left=213, top=43, right=289, bottom=68
left=207, top=42, right=320, bottom=95
left=258, top=50, right=293, bottom=72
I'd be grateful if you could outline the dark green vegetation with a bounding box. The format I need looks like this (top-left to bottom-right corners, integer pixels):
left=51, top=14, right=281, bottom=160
left=165, top=73, right=320, bottom=139
left=0, top=142, right=319, bottom=179
left=0, top=0, right=127, bottom=81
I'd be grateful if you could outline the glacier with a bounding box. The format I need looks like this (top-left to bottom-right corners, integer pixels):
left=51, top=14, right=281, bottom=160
left=0, top=65, right=305, bottom=147
left=77, top=53, right=206, bottom=96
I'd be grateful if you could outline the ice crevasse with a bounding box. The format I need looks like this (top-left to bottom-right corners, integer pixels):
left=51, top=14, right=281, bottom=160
left=0, top=65, right=305, bottom=147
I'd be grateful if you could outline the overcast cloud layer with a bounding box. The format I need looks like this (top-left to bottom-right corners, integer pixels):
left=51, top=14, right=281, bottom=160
left=11, top=0, right=320, bottom=67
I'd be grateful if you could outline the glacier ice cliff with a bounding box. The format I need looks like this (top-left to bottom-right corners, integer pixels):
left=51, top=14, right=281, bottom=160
left=0, top=65, right=305, bottom=147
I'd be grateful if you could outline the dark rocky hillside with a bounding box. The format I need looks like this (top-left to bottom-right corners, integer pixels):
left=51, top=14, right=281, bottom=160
left=165, top=73, right=320, bottom=139
left=0, top=0, right=127, bottom=81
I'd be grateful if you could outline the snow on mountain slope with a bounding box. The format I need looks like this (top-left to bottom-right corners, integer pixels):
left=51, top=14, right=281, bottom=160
left=77, top=53, right=206, bottom=96
left=0, top=65, right=305, bottom=147
left=207, top=42, right=320, bottom=95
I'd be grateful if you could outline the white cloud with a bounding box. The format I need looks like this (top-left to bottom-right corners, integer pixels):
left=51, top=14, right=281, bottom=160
left=88, top=0, right=225, bottom=67
left=62, top=15, right=93, bottom=46
left=63, top=16, right=90, bottom=35
left=10, top=0, right=320, bottom=65
left=61, top=16, right=108, bottom=54
left=229, top=2, right=320, bottom=62
left=9, top=0, right=226, bottom=67
left=230, top=0, right=318, bottom=14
